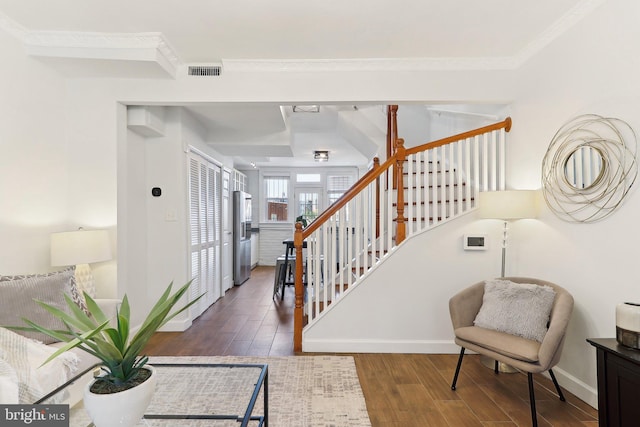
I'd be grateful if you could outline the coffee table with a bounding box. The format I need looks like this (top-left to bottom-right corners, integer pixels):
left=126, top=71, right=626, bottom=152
left=37, top=362, right=268, bottom=426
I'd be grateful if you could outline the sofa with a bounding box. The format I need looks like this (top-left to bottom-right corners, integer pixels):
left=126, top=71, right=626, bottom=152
left=0, top=267, right=119, bottom=405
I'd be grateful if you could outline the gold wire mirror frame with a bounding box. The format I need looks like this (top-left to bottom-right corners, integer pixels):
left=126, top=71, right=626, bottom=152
left=542, top=114, right=638, bottom=223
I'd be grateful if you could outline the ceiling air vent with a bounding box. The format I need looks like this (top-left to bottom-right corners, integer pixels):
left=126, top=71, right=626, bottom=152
left=188, top=65, right=222, bottom=76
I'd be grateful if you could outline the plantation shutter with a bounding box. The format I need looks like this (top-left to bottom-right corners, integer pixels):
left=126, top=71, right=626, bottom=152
left=188, top=153, right=222, bottom=319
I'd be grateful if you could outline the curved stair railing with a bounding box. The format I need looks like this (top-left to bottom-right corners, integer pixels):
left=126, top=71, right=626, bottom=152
left=293, top=109, right=512, bottom=352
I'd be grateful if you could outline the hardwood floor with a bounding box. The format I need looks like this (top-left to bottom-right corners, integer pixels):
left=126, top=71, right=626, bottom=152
left=144, top=266, right=598, bottom=426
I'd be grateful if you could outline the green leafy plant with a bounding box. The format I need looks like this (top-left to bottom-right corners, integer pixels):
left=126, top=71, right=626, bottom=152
left=295, top=215, right=308, bottom=228
left=11, top=281, right=203, bottom=391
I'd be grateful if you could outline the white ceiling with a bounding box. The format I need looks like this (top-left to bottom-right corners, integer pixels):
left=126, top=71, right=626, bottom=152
left=0, top=0, right=603, bottom=168
left=0, top=0, right=590, bottom=63
left=184, top=104, right=385, bottom=168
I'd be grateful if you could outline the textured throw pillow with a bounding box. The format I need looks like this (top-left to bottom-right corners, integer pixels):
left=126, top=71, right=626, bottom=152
left=0, top=267, right=88, bottom=315
left=0, top=269, right=78, bottom=344
left=473, top=279, right=556, bottom=342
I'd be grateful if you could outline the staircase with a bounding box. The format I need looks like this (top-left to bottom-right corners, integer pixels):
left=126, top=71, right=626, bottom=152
left=292, top=107, right=512, bottom=352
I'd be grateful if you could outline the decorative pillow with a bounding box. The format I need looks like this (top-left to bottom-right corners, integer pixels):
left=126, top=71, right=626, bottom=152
left=473, top=279, right=556, bottom=342
left=0, top=267, right=89, bottom=315
left=0, top=327, right=77, bottom=403
left=0, top=269, right=79, bottom=344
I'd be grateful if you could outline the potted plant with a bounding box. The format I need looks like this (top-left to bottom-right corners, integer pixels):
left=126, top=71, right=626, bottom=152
left=12, top=280, right=202, bottom=427
left=295, top=215, right=308, bottom=228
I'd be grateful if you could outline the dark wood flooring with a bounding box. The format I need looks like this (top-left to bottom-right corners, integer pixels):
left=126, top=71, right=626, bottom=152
left=144, top=266, right=598, bottom=426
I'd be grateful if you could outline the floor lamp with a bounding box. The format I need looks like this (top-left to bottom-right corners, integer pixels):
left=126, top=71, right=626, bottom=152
left=50, top=228, right=112, bottom=297
left=477, top=190, right=537, bottom=373
left=478, top=190, right=537, bottom=278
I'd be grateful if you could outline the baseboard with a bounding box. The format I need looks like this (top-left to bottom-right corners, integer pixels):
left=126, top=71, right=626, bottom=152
left=302, top=338, right=460, bottom=354
left=157, top=317, right=192, bottom=332
left=547, top=366, right=598, bottom=409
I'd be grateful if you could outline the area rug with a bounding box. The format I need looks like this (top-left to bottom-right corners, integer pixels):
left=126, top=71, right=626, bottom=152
left=71, top=355, right=371, bottom=427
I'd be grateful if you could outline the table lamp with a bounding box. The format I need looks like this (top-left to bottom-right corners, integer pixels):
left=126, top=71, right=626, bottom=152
left=478, top=190, right=537, bottom=277
left=51, top=228, right=111, bottom=297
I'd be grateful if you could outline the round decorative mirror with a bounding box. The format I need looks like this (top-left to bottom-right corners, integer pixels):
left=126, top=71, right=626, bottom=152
left=542, top=114, right=637, bottom=223
left=562, top=146, right=606, bottom=190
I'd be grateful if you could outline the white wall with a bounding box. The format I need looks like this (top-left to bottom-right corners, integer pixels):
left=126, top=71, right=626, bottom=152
left=0, top=29, right=119, bottom=287
left=0, top=30, right=65, bottom=272
left=118, top=121, right=149, bottom=322
left=142, top=108, right=190, bottom=327
left=506, top=0, right=640, bottom=406
left=121, top=106, right=233, bottom=327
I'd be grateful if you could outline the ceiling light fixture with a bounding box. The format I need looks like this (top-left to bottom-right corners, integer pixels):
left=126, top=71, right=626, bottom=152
left=314, top=150, right=329, bottom=162
left=293, top=105, right=320, bottom=113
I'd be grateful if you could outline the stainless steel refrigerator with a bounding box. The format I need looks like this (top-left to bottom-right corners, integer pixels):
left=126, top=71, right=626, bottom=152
left=233, top=190, right=252, bottom=285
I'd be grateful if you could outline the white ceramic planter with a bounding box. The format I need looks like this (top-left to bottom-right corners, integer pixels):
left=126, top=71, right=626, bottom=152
left=83, top=366, right=156, bottom=427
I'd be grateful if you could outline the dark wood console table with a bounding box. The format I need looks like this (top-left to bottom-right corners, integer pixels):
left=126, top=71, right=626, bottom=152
left=587, top=338, right=640, bottom=427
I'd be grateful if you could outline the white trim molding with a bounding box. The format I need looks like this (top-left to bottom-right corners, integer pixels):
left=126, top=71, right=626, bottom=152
left=302, top=338, right=460, bottom=354
left=0, top=11, right=27, bottom=39
left=0, top=0, right=607, bottom=77
left=23, top=31, right=180, bottom=78
left=222, top=57, right=520, bottom=73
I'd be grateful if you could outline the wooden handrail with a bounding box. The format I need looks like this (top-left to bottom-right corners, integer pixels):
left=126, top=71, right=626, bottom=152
left=395, top=138, right=406, bottom=244
left=405, top=117, right=512, bottom=156
left=293, top=111, right=513, bottom=353
left=293, top=221, right=304, bottom=353
left=295, top=155, right=391, bottom=352
left=301, top=156, right=393, bottom=239
left=374, top=157, right=381, bottom=238
left=389, top=105, right=399, bottom=190
left=387, top=105, right=398, bottom=159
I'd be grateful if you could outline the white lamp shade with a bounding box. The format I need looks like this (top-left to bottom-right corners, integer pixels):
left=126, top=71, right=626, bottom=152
left=50, top=229, right=112, bottom=266
left=478, top=190, right=537, bottom=220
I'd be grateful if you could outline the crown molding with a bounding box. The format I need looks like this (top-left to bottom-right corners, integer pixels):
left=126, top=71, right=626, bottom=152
left=0, top=11, right=181, bottom=78
left=0, top=11, right=27, bottom=39
left=23, top=31, right=181, bottom=78
left=223, top=0, right=607, bottom=73
left=511, top=0, right=607, bottom=68
left=0, top=0, right=606, bottom=77
left=222, top=56, right=520, bottom=73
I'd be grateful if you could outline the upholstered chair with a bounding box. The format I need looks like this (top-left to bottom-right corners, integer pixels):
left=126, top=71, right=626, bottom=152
left=449, top=277, right=574, bottom=427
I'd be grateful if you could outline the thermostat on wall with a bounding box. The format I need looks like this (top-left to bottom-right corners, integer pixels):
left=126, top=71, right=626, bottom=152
left=463, top=234, right=487, bottom=251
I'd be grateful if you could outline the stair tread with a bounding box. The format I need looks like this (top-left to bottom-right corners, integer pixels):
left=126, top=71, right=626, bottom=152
left=394, top=216, right=449, bottom=222
left=402, top=170, right=454, bottom=175
left=392, top=197, right=473, bottom=206
left=401, top=183, right=467, bottom=190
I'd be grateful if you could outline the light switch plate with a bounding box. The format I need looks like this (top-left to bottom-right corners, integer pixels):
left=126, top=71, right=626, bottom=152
left=165, top=210, right=178, bottom=222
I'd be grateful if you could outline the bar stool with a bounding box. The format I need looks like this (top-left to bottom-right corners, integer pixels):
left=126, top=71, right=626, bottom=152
left=273, top=255, right=296, bottom=300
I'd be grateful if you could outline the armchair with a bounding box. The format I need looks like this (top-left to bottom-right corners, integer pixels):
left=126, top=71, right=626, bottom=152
left=449, top=277, right=574, bottom=427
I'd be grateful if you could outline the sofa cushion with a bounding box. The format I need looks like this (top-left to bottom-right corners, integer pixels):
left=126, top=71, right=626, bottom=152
left=0, top=327, right=78, bottom=403
left=0, top=269, right=78, bottom=344
left=0, top=267, right=88, bottom=315
left=473, top=279, right=556, bottom=342
left=455, top=326, right=541, bottom=363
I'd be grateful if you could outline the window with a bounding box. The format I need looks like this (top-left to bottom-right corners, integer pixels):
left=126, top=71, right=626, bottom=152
left=295, top=188, right=321, bottom=224
left=327, top=174, right=354, bottom=206
left=264, top=176, right=289, bottom=221
left=296, top=173, right=321, bottom=183
left=261, top=170, right=357, bottom=223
